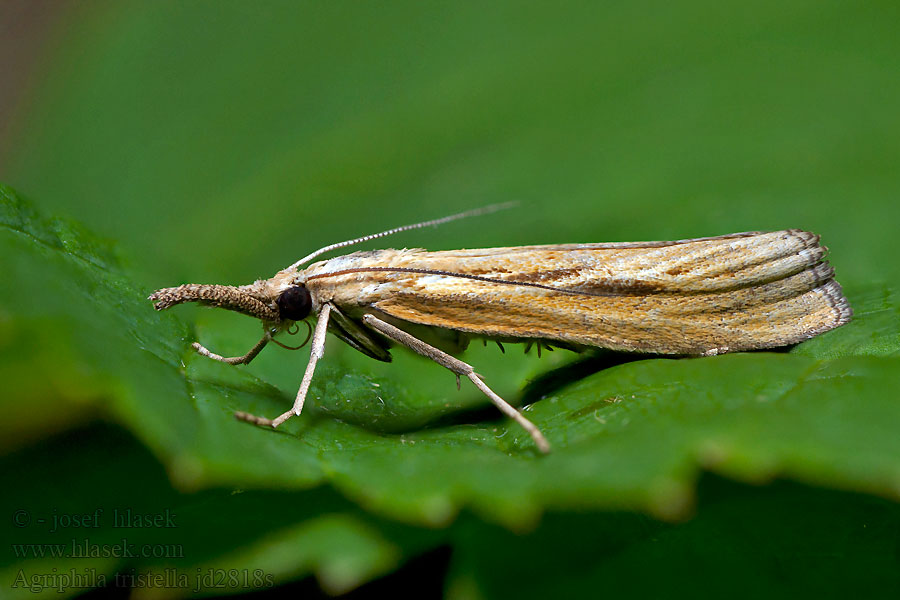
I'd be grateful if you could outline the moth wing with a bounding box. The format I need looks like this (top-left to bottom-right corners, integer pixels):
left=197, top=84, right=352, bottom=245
left=368, top=231, right=851, bottom=355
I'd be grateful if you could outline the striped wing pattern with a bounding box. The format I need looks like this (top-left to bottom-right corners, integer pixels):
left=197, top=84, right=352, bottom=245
left=303, top=230, right=851, bottom=355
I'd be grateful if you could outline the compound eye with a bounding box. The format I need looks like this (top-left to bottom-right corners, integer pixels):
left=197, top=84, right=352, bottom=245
left=276, top=285, right=312, bottom=321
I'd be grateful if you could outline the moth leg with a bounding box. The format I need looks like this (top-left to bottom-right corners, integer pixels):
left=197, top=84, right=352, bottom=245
left=361, top=314, right=550, bottom=454
left=235, top=303, right=332, bottom=428
left=192, top=333, right=270, bottom=365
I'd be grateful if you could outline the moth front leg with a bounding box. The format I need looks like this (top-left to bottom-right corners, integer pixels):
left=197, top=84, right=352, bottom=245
left=361, top=314, right=551, bottom=454
left=192, top=333, right=270, bottom=365
left=236, top=303, right=333, bottom=428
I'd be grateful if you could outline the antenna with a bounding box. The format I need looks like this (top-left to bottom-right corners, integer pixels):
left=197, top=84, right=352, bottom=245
left=285, top=201, right=517, bottom=271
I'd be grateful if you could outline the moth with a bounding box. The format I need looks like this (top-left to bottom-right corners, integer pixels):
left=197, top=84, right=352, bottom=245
left=149, top=206, right=851, bottom=453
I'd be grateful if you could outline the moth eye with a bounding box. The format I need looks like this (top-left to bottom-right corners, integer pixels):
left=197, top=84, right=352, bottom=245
left=276, top=285, right=312, bottom=321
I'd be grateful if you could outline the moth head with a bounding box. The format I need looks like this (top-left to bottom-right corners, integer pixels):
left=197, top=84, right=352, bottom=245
left=148, top=282, right=312, bottom=324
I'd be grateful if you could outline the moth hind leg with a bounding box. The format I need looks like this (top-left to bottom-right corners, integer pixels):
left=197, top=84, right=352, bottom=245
left=361, top=314, right=551, bottom=454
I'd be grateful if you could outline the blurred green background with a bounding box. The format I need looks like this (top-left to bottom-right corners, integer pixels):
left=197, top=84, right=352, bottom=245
left=2, top=1, right=899, bottom=597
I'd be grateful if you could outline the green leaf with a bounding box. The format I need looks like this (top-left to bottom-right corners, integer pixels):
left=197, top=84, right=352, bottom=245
left=3, top=186, right=899, bottom=535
